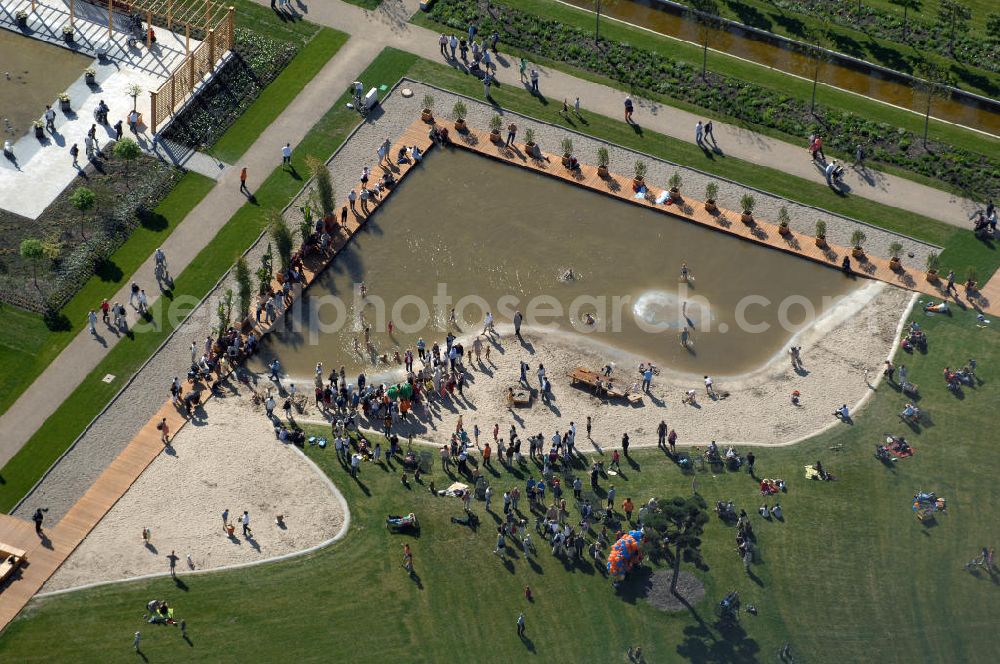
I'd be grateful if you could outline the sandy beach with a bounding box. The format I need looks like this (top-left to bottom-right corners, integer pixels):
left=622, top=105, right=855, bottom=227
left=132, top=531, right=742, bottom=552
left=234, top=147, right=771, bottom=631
left=289, top=281, right=913, bottom=449
left=43, top=388, right=345, bottom=593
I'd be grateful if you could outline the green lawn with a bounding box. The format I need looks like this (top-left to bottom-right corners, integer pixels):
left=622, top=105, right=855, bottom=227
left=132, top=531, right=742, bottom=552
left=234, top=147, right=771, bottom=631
left=0, top=48, right=418, bottom=513
left=413, top=0, right=999, bottom=161
left=210, top=28, right=349, bottom=163
left=2, top=304, right=997, bottom=662
left=407, top=58, right=1000, bottom=281
left=0, top=173, right=214, bottom=418
left=229, top=0, right=323, bottom=44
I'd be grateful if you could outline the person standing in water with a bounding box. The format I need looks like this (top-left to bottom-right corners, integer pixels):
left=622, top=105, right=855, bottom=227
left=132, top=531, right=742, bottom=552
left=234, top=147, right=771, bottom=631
left=680, top=262, right=691, bottom=282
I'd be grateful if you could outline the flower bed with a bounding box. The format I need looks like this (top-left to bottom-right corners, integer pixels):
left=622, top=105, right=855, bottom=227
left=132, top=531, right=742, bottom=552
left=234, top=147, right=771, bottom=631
left=161, top=29, right=297, bottom=151
left=0, top=154, right=182, bottom=314
left=427, top=0, right=999, bottom=202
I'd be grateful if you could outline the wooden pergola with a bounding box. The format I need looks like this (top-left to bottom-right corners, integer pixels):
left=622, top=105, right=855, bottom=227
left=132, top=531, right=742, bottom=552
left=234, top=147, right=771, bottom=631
left=54, top=0, right=231, bottom=53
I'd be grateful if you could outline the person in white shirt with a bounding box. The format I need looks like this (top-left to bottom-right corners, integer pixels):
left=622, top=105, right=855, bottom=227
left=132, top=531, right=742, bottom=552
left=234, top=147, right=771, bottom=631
left=704, top=375, right=715, bottom=397
left=281, top=142, right=292, bottom=166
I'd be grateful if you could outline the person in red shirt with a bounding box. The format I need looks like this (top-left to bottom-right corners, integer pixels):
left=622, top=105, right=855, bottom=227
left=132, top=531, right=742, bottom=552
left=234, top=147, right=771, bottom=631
left=100, top=299, right=110, bottom=324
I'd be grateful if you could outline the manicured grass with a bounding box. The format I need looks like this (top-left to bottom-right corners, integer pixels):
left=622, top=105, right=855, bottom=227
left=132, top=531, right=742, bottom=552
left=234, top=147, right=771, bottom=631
left=229, top=0, right=322, bottom=45
left=0, top=173, right=214, bottom=418
left=2, top=305, right=997, bottom=662
left=342, top=0, right=383, bottom=9
left=0, top=48, right=418, bottom=513
left=408, top=56, right=1000, bottom=283
left=210, top=28, right=349, bottom=163
left=414, top=0, right=999, bottom=160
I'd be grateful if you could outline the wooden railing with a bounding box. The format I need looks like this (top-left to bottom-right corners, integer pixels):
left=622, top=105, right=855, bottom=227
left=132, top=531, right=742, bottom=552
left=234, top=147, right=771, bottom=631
left=149, top=6, right=234, bottom=133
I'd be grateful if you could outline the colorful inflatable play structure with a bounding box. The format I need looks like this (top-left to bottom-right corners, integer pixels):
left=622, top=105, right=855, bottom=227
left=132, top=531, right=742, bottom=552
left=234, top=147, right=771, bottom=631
left=607, top=529, right=644, bottom=585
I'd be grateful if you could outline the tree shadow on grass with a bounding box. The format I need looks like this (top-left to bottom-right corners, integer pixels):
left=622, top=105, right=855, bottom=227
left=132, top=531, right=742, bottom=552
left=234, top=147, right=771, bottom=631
left=676, top=617, right=761, bottom=663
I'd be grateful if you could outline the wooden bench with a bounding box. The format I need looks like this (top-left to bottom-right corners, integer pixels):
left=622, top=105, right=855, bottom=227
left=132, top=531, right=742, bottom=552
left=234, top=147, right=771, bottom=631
left=0, top=542, right=27, bottom=585
left=567, top=367, right=625, bottom=398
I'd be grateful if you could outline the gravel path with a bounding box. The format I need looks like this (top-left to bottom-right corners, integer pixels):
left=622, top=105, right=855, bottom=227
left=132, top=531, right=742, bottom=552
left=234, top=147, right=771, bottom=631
left=16, top=79, right=929, bottom=522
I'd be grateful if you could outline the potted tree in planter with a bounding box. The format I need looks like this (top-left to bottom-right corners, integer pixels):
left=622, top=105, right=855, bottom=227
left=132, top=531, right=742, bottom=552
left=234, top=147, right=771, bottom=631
left=33, top=120, right=45, bottom=139
left=421, top=94, right=434, bottom=123
left=597, top=146, right=610, bottom=178
left=85, top=68, right=96, bottom=85
left=524, top=127, right=537, bottom=156
left=489, top=114, right=503, bottom=143
left=63, top=24, right=75, bottom=43
left=16, top=9, right=29, bottom=26
left=850, top=230, right=867, bottom=259
left=58, top=93, right=71, bottom=113
left=888, top=241, right=904, bottom=272
left=452, top=101, right=468, bottom=133
left=235, top=257, right=254, bottom=332
left=633, top=160, right=647, bottom=189
left=925, top=252, right=940, bottom=283
left=668, top=172, right=683, bottom=200
left=560, top=138, right=574, bottom=168
left=739, top=194, right=756, bottom=225
left=777, top=207, right=791, bottom=236
left=704, top=182, right=719, bottom=213
left=815, top=220, right=828, bottom=248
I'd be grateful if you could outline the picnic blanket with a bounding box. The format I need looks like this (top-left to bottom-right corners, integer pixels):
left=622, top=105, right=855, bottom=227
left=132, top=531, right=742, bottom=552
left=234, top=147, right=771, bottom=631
left=441, top=482, right=469, bottom=497
left=804, top=465, right=822, bottom=480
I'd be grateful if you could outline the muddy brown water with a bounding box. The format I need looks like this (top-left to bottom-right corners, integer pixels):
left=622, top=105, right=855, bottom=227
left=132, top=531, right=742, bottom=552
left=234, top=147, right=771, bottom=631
left=565, top=0, right=1000, bottom=135
left=249, top=148, right=858, bottom=383
left=0, top=29, right=92, bottom=141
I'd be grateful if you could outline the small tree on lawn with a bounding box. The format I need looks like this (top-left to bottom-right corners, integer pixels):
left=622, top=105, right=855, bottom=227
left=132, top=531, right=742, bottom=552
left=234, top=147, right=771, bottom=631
left=69, top=186, right=95, bottom=239
left=889, top=0, right=923, bottom=41
left=268, top=209, right=293, bottom=272
left=913, top=60, right=953, bottom=147
left=938, top=0, right=972, bottom=54
left=235, top=256, right=252, bottom=321
left=113, top=137, right=141, bottom=181
left=306, top=155, right=335, bottom=220
left=643, top=494, right=710, bottom=595
left=20, top=238, right=44, bottom=287
left=257, top=242, right=274, bottom=294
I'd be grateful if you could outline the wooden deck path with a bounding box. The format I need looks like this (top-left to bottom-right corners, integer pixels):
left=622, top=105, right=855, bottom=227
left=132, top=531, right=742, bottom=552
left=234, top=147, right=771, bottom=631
left=448, top=125, right=998, bottom=316
left=0, top=120, right=434, bottom=632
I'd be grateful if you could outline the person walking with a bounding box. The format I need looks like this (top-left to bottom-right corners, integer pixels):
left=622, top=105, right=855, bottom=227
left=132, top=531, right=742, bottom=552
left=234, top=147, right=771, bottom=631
left=449, top=34, right=458, bottom=59
left=239, top=167, right=249, bottom=193
left=621, top=432, right=630, bottom=457
left=158, top=417, right=170, bottom=444
left=484, top=485, right=493, bottom=512
left=705, top=120, right=714, bottom=144
left=853, top=144, right=865, bottom=169
left=695, top=120, right=704, bottom=146
left=704, top=375, right=715, bottom=398
left=70, top=143, right=80, bottom=168
left=746, top=451, right=756, bottom=476
left=32, top=508, right=45, bottom=535
left=281, top=142, right=292, bottom=167
left=667, top=428, right=677, bottom=454
left=642, top=366, right=653, bottom=392
left=88, top=309, right=98, bottom=335
left=513, top=310, right=523, bottom=340
left=945, top=269, right=956, bottom=293
left=519, top=56, right=527, bottom=81
left=483, top=71, right=492, bottom=98
left=241, top=510, right=251, bottom=537
left=624, top=96, right=634, bottom=123
left=516, top=612, right=526, bottom=637
left=133, top=631, right=142, bottom=652
left=222, top=508, right=230, bottom=532
left=506, top=123, right=517, bottom=147
left=530, top=68, right=539, bottom=94
left=167, top=550, right=179, bottom=577
left=657, top=420, right=667, bottom=448
left=44, top=105, right=56, bottom=132
left=439, top=33, right=448, bottom=56
left=348, top=189, right=357, bottom=213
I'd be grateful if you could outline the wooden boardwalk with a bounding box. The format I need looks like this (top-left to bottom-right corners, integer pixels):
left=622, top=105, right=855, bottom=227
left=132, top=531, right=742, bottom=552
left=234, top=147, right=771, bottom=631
left=449, top=125, right=998, bottom=316
left=0, top=120, right=434, bottom=632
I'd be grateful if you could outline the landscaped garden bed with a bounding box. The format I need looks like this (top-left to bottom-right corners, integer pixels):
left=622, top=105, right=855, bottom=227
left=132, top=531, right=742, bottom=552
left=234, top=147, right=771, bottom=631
left=161, top=28, right=298, bottom=152
left=0, top=153, right=182, bottom=315
left=426, top=0, right=1000, bottom=202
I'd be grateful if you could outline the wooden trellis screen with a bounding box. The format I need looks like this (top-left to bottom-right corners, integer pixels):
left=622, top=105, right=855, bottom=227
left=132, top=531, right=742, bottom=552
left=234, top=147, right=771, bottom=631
left=150, top=5, right=235, bottom=133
